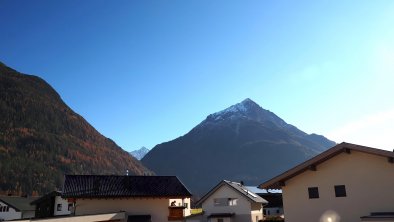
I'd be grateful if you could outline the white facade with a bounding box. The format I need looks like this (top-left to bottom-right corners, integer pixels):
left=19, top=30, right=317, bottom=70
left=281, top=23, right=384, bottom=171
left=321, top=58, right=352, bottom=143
left=10, top=212, right=125, bottom=222
left=280, top=150, right=394, bottom=222
left=0, top=200, right=22, bottom=221
left=199, top=184, right=263, bottom=222
left=264, top=207, right=283, bottom=218
left=74, top=197, right=185, bottom=222
left=53, top=196, right=71, bottom=216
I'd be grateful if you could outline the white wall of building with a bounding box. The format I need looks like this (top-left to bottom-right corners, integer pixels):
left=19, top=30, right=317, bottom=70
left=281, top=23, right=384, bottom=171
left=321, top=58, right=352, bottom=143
left=53, top=196, right=71, bottom=216
left=75, top=197, right=179, bottom=222
left=202, top=185, right=262, bottom=222
left=283, top=151, right=394, bottom=222
left=0, top=201, right=22, bottom=221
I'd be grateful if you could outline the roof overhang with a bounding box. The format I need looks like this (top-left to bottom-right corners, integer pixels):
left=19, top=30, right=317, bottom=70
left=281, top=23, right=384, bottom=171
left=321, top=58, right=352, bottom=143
left=259, top=142, right=394, bottom=189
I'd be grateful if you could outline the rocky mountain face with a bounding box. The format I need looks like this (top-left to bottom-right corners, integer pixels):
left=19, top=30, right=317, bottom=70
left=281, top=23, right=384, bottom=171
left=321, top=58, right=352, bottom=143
left=130, top=147, right=150, bottom=160
left=142, top=98, right=335, bottom=197
left=0, top=62, right=151, bottom=195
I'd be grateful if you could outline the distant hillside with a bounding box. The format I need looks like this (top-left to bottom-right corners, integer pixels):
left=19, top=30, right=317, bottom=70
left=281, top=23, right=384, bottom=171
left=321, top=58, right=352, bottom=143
left=130, top=147, right=150, bottom=160
left=142, top=98, right=335, bottom=196
left=0, top=62, right=152, bottom=195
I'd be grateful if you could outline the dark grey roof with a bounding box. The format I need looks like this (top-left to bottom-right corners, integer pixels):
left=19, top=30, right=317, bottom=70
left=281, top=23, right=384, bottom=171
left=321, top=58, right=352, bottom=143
left=30, top=191, right=61, bottom=205
left=62, top=175, right=192, bottom=198
left=0, top=196, right=39, bottom=211
left=196, top=180, right=268, bottom=206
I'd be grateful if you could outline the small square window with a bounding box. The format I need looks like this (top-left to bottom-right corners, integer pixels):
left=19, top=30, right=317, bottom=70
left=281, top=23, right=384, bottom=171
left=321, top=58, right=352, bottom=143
left=308, top=187, right=319, bottom=199
left=57, top=204, right=62, bottom=211
left=335, top=185, right=347, bottom=197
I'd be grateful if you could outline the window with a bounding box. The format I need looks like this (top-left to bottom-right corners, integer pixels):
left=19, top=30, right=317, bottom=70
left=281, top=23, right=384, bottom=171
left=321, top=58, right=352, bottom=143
left=228, top=198, right=238, bottom=206
left=214, top=198, right=237, bottom=206
left=214, top=198, right=226, bottom=206
left=0, top=206, right=7, bottom=212
left=57, top=204, right=62, bottom=211
left=335, top=185, right=347, bottom=197
left=308, top=187, right=319, bottom=199
left=68, top=203, right=73, bottom=211
left=183, top=203, right=188, bottom=208
left=276, top=209, right=280, bottom=214
left=217, top=219, right=224, bottom=222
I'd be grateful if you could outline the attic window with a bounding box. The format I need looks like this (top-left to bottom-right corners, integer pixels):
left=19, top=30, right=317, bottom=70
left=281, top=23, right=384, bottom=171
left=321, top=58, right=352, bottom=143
left=308, top=187, right=319, bottom=199
left=213, top=198, right=238, bottom=206
left=334, top=185, right=347, bottom=197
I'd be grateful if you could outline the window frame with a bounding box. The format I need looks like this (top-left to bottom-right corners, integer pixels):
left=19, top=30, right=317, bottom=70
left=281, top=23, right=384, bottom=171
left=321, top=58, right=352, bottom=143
left=308, top=187, right=319, bottom=199
left=334, top=185, right=347, bottom=197
left=57, top=203, right=62, bottom=211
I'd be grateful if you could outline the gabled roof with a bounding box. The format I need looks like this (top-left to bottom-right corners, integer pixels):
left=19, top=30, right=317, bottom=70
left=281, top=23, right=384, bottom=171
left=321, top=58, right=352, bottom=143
left=244, top=186, right=282, bottom=195
left=196, top=180, right=268, bottom=206
left=0, top=196, right=39, bottom=212
left=259, top=142, right=394, bottom=189
left=30, top=191, right=61, bottom=205
left=62, top=175, right=192, bottom=198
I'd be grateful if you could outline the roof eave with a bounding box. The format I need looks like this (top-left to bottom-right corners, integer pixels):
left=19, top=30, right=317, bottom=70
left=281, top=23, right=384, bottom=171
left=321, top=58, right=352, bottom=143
left=259, top=142, right=394, bottom=189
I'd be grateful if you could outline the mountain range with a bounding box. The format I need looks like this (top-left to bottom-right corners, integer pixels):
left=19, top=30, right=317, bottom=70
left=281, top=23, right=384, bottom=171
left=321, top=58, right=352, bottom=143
left=142, top=98, right=335, bottom=196
left=0, top=62, right=151, bottom=195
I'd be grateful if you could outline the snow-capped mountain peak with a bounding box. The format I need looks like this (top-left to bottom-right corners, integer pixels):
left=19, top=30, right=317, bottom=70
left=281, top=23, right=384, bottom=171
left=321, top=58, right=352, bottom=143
left=130, top=147, right=150, bottom=160
left=209, top=98, right=258, bottom=120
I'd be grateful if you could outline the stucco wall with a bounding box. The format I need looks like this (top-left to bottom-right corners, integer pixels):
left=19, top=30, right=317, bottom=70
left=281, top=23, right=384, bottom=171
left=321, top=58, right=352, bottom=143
left=201, top=184, right=262, bottom=222
left=0, top=211, right=22, bottom=221
left=0, top=201, right=22, bottom=221
left=53, top=196, right=71, bottom=216
left=250, top=202, right=263, bottom=222
left=75, top=198, right=172, bottom=222
left=282, top=151, right=394, bottom=222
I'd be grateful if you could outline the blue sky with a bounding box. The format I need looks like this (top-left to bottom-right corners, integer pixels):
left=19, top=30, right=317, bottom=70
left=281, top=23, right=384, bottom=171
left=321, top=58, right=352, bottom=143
left=1, top=0, right=394, bottom=151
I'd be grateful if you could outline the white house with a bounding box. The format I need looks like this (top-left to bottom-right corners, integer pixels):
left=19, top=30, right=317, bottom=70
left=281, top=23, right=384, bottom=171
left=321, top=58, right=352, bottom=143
left=259, top=142, right=394, bottom=222
left=61, top=175, right=192, bottom=222
left=31, top=191, right=72, bottom=219
left=189, top=180, right=267, bottom=222
left=0, top=196, right=38, bottom=221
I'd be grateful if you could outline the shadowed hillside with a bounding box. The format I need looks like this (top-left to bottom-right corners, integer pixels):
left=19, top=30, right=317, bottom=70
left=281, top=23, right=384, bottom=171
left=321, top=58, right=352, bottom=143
left=0, top=62, right=152, bottom=195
